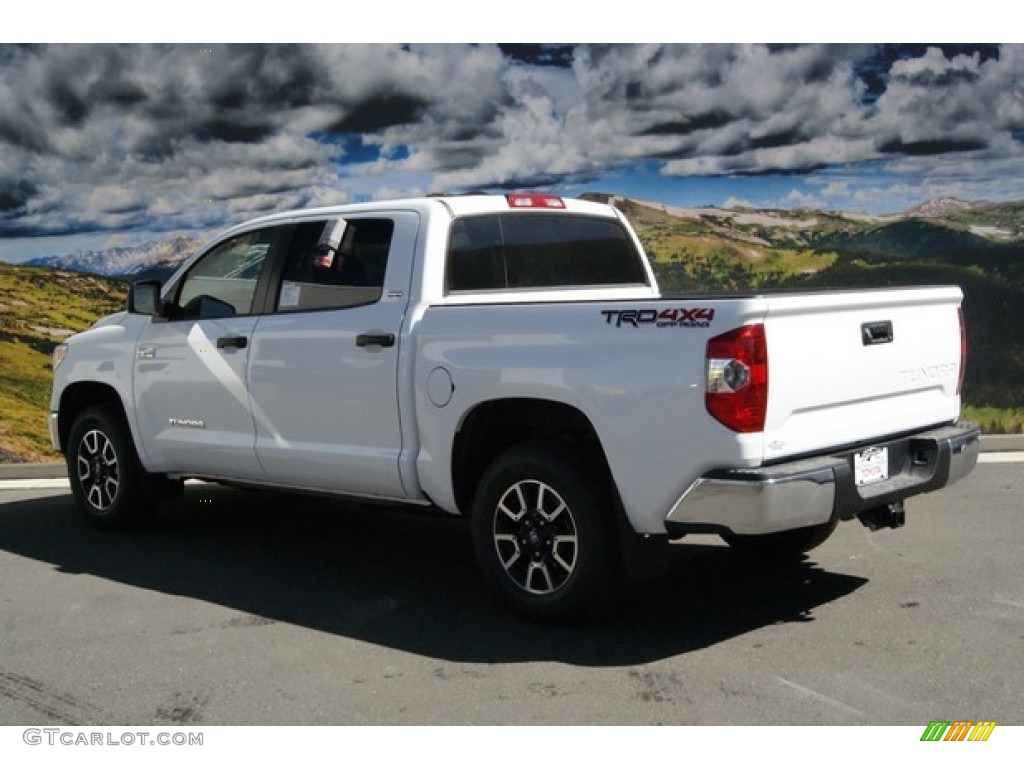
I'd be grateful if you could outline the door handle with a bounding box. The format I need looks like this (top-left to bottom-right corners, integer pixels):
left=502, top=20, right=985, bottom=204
left=356, top=332, right=395, bottom=348
left=861, top=321, right=893, bottom=346
left=216, top=335, right=248, bottom=350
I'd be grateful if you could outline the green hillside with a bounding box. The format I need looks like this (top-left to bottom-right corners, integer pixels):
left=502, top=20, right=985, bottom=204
left=0, top=263, right=125, bottom=461
left=610, top=199, right=838, bottom=290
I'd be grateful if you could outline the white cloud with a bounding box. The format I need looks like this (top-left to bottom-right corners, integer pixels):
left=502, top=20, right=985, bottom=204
left=783, top=189, right=824, bottom=209
left=723, top=197, right=755, bottom=209
left=86, top=185, right=144, bottom=215
left=2, top=43, right=1024, bottom=241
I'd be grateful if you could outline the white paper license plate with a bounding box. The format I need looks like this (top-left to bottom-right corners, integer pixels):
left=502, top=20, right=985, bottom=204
left=854, top=447, right=889, bottom=486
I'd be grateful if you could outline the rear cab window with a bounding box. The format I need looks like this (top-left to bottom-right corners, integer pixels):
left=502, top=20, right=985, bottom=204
left=446, top=213, right=649, bottom=293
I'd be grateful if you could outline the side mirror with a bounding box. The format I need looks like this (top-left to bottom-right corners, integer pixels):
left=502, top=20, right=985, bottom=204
left=127, top=280, right=162, bottom=316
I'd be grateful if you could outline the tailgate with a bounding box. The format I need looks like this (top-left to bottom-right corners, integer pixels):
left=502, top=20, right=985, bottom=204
left=761, top=287, right=963, bottom=462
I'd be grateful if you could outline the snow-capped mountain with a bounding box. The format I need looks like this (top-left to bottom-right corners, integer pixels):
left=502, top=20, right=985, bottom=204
left=26, top=235, right=202, bottom=278
left=904, top=198, right=979, bottom=218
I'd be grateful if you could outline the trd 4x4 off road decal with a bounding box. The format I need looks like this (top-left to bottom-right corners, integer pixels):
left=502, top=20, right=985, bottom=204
left=601, top=308, right=715, bottom=329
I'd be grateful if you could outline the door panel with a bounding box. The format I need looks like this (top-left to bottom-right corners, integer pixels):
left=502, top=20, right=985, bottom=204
left=134, top=316, right=264, bottom=478
left=132, top=227, right=278, bottom=479
left=248, top=212, right=418, bottom=497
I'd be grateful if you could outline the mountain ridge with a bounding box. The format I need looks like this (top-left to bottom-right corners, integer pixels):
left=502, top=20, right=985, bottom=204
left=24, top=234, right=203, bottom=279
left=10, top=196, right=1024, bottom=279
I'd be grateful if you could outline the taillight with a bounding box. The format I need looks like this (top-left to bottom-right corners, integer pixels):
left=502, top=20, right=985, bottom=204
left=505, top=193, right=565, bottom=209
left=957, top=307, right=966, bottom=396
left=706, top=323, right=768, bottom=433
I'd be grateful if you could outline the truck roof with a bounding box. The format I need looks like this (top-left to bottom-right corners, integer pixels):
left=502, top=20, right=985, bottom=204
left=223, top=194, right=618, bottom=236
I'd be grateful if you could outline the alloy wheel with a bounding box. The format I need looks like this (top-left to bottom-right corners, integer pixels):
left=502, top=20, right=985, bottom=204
left=492, top=479, right=579, bottom=595
left=77, top=429, right=119, bottom=511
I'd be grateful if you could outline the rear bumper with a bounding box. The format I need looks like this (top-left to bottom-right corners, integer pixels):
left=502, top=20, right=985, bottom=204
left=665, top=422, right=980, bottom=536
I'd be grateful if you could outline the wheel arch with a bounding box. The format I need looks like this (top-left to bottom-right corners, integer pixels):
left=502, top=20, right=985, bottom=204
left=57, top=382, right=131, bottom=455
left=450, top=397, right=616, bottom=517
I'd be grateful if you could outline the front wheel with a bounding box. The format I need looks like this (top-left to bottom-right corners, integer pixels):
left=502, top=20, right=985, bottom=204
left=470, top=444, right=617, bottom=624
left=67, top=406, right=158, bottom=529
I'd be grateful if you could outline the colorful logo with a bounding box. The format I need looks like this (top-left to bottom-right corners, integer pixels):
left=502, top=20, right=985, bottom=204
left=920, top=721, right=996, bottom=742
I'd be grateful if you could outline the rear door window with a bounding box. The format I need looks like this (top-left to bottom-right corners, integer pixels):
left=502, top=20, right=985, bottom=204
left=447, top=213, right=648, bottom=292
left=275, top=218, right=395, bottom=312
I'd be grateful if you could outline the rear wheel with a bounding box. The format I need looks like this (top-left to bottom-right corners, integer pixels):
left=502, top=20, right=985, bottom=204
left=67, top=406, right=159, bottom=529
left=722, top=519, right=838, bottom=560
left=470, top=444, right=617, bottom=624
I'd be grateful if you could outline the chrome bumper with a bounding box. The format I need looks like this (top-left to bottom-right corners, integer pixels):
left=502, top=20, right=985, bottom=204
left=665, top=422, right=980, bottom=536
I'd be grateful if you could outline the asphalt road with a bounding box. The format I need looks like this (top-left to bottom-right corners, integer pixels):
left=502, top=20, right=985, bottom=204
left=0, top=464, right=1020, bottom=725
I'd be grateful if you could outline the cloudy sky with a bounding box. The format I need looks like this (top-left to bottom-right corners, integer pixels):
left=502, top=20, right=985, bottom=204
left=2, top=42, right=1023, bottom=262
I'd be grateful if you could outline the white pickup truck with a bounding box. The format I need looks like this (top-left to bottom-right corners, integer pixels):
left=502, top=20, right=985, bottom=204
left=49, top=193, right=979, bottom=622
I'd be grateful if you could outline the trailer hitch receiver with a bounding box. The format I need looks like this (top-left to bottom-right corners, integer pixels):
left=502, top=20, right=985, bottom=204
left=858, top=501, right=906, bottom=531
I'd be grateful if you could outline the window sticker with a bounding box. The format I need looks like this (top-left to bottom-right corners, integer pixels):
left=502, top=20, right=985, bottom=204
left=279, top=281, right=301, bottom=308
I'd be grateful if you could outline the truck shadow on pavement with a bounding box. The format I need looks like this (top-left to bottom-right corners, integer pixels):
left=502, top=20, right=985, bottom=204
left=0, top=485, right=867, bottom=666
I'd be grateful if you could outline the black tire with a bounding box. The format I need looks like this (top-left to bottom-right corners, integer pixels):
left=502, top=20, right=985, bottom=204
left=722, top=519, right=838, bottom=560
left=470, top=444, right=618, bottom=624
left=66, top=405, right=159, bottom=529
